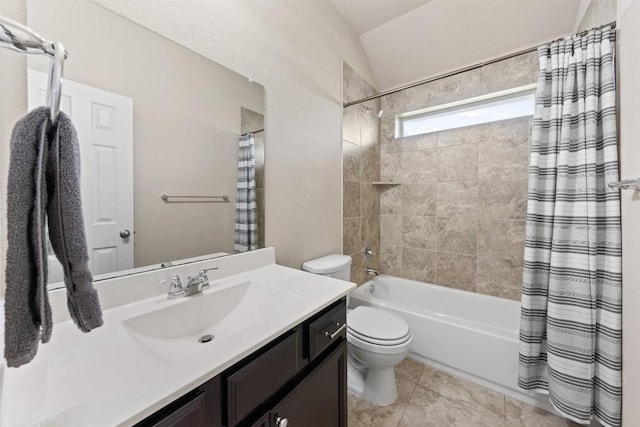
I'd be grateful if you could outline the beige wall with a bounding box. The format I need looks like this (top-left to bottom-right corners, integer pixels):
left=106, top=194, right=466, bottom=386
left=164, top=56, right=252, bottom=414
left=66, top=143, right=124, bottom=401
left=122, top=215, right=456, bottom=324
left=90, top=0, right=376, bottom=270
left=28, top=0, right=264, bottom=267
left=618, top=1, right=640, bottom=424
left=342, top=63, right=381, bottom=285
left=372, top=53, right=537, bottom=299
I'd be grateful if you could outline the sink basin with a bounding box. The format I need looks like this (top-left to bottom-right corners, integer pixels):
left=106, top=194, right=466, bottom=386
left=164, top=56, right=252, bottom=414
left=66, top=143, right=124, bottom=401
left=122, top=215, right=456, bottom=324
left=123, top=280, right=301, bottom=363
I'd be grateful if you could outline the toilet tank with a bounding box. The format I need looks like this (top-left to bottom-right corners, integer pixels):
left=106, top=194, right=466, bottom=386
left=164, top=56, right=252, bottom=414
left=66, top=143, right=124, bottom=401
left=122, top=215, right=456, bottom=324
left=302, top=254, right=352, bottom=281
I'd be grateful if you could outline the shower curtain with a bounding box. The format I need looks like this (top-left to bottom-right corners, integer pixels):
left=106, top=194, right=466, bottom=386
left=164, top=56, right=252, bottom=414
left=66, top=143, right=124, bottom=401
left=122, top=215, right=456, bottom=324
left=518, top=27, right=621, bottom=427
left=234, top=134, right=258, bottom=253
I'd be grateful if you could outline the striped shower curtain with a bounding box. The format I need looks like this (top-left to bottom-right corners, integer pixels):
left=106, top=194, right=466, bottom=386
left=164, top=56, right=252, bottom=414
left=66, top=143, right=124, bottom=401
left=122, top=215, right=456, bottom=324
left=234, top=134, right=258, bottom=253
left=518, top=27, right=621, bottom=427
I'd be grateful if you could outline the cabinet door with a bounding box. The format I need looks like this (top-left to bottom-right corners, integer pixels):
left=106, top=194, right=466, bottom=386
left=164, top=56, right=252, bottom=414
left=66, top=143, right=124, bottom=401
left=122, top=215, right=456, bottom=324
left=134, top=376, right=221, bottom=427
left=270, top=340, right=347, bottom=427
left=250, top=413, right=270, bottom=427
left=148, top=392, right=206, bottom=427
left=200, top=375, right=222, bottom=426
left=227, top=329, right=301, bottom=425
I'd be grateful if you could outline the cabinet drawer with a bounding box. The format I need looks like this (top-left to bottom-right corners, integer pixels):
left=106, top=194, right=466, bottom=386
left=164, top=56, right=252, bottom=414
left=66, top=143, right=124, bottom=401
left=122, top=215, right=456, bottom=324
left=227, top=330, right=301, bottom=426
left=309, top=302, right=346, bottom=361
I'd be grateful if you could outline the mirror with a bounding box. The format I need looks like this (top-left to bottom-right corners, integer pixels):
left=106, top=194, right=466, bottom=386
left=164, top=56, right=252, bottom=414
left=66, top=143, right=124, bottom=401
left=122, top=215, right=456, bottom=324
left=26, top=0, right=265, bottom=289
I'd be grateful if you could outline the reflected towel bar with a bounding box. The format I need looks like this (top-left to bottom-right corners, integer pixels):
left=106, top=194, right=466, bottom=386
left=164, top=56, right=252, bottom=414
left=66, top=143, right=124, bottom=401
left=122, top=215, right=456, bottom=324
left=608, top=179, right=640, bottom=190
left=161, top=194, right=229, bottom=203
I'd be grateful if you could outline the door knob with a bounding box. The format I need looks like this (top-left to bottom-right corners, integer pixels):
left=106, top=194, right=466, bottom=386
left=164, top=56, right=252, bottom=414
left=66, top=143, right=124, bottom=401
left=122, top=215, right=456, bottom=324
left=275, top=416, right=288, bottom=427
left=119, top=229, right=131, bottom=238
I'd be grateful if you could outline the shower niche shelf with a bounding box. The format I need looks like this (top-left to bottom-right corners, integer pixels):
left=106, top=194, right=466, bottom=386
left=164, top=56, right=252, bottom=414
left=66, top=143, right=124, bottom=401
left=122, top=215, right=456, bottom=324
left=371, top=182, right=401, bottom=186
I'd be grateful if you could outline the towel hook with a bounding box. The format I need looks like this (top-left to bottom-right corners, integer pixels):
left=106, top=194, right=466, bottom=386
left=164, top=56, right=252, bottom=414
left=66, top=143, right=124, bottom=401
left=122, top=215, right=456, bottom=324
left=46, top=41, right=65, bottom=124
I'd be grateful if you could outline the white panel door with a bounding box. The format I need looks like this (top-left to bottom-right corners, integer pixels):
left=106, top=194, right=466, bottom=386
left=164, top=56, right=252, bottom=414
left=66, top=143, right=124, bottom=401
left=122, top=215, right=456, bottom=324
left=28, top=70, right=134, bottom=282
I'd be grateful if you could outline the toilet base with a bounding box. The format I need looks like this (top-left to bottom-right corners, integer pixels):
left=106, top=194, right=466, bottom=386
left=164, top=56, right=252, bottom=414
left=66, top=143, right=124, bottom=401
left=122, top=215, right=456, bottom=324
left=348, top=360, right=398, bottom=406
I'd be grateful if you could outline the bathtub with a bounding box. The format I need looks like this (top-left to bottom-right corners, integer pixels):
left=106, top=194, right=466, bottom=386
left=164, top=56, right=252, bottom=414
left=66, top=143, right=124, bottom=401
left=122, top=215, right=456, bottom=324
left=349, top=274, right=555, bottom=411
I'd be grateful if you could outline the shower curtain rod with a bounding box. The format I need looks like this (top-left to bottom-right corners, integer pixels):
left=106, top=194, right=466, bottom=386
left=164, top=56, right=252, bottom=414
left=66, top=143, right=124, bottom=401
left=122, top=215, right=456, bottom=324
left=241, top=128, right=264, bottom=137
left=344, top=20, right=617, bottom=108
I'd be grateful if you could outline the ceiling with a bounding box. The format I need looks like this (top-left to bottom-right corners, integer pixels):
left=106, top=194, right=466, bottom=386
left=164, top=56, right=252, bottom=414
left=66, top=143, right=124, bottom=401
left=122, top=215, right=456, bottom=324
left=332, top=0, right=584, bottom=91
left=330, top=0, right=430, bottom=34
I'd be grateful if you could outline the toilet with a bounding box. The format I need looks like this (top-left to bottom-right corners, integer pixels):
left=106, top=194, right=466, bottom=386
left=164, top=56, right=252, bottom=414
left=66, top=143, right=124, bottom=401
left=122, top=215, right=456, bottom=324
left=302, top=254, right=413, bottom=406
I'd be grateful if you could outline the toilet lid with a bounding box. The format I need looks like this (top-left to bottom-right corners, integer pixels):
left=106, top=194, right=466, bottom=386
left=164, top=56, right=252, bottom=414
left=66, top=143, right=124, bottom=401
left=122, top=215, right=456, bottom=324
left=348, top=328, right=411, bottom=347
left=347, top=306, right=410, bottom=342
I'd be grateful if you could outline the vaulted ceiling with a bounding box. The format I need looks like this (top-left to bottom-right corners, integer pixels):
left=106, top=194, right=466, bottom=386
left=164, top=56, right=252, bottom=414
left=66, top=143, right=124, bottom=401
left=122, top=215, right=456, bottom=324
left=331, top=0, right=584, bottom=91
left=330, top=0, right=430, bottom=34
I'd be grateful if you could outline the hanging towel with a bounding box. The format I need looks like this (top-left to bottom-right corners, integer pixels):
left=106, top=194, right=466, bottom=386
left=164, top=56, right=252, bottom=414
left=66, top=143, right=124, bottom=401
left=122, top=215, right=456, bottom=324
left=5, top=107, right=103, bottom=368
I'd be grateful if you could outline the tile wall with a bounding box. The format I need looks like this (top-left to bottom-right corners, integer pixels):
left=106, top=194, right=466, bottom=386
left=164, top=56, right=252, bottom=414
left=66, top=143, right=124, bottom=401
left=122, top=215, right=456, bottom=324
left=377, top=52, right=538, bottom=300
left=342, top=63, right=381, bottom=285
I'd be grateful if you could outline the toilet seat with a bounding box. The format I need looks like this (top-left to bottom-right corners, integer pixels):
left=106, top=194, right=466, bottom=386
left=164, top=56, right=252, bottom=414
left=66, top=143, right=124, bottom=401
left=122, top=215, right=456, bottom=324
left=347, top=306, right=412, bottom=352
left=348, top=328, right=412, bottom=346
left=347, top=330, right=412, bottom=355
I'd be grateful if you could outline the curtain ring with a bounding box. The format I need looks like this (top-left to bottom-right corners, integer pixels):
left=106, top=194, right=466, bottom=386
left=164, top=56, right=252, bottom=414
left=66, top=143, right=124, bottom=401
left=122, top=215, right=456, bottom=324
left=571, top=39, right=575, bottom=57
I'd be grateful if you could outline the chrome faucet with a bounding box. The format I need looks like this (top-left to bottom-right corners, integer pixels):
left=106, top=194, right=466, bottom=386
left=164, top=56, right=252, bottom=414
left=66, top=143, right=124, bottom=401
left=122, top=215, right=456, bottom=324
left=155, top=267, right=218, bottom=299
left=155, top=275, right=187, bottom=299
left=365, top=267, right=379, bottom=276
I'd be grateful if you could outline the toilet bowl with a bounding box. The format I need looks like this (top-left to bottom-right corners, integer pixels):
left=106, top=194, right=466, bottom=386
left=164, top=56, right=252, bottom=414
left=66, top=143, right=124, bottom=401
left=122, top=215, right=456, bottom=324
left=346, top=306, right=412, bottom=406
left=302, top=254, right=413, bottom=406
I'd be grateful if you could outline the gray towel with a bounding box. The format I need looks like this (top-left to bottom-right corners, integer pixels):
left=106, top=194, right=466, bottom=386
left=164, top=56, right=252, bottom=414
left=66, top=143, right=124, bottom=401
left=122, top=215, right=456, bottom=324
left=5, top=107, right=103, bottom=368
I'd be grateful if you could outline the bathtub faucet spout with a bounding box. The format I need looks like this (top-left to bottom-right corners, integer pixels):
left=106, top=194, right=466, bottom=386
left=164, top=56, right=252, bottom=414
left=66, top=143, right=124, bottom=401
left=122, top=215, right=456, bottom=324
left=365, top=267, right=379, bottom=276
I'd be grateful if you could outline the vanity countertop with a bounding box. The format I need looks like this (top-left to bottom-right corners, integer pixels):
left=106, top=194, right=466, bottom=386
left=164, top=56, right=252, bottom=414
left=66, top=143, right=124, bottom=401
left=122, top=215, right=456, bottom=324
left=1, top=248, right=356, bottom=427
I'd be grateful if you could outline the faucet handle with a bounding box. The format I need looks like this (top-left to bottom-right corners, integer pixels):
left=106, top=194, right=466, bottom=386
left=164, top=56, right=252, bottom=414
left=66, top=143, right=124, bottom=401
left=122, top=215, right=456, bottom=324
left=191, top=267, right=217, bottom=289
left=155, top=275, right=183, bottom=293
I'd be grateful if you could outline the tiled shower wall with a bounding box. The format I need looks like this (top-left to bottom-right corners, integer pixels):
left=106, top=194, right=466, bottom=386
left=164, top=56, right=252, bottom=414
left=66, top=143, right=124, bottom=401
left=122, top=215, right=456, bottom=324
left=342, top=63, right=381, bottom=285
left=378, top=52, right=539, bottom=300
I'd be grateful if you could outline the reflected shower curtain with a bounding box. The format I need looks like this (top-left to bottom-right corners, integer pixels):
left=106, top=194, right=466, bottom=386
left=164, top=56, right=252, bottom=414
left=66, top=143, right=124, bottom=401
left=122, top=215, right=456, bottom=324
left=234, top=134, right=258, bottom=252
left=518, top=27, right=621, bottom=427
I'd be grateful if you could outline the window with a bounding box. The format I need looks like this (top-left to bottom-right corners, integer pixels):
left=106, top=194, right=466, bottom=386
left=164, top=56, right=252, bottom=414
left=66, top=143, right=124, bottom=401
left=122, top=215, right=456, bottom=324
left=397, top=84, right=536, bottom=138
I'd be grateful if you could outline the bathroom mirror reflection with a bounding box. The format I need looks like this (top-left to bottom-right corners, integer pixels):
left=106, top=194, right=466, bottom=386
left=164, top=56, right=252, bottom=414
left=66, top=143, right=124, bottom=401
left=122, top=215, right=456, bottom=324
left=27, top=0, right=265, bottom=290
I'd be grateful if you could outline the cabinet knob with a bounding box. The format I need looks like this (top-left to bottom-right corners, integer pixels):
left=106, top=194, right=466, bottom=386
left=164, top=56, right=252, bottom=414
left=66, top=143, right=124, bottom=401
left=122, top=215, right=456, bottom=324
left=275, top=416, right=288, bottom=427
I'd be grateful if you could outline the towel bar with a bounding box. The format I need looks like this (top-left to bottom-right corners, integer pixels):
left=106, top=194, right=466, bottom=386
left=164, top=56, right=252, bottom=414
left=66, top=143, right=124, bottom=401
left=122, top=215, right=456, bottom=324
left=161, top=194, right=229, bottom=202
left=608, top=179, right=640, bottom=190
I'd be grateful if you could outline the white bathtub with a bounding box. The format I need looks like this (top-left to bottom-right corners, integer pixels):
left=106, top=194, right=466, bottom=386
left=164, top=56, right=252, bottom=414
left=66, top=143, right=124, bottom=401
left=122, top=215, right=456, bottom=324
left=349, top=275, right=555, bottom=411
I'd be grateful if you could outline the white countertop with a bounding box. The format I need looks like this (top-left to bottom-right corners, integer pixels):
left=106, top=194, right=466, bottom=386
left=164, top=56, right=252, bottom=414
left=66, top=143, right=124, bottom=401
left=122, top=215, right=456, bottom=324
left=1, top=248, right=355, bottom=427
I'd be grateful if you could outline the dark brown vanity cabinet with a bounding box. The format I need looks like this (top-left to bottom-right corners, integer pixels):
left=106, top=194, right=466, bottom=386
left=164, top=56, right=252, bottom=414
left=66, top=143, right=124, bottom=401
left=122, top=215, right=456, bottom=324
left=226, top=329, right=303, bottom=425
left=145, top=392, right=206, bottom=427
left=135, top=298, right=347, bottom=427
left=135, top=377, right=221, bottom=427
left=262, top=341, right=347, bottom=427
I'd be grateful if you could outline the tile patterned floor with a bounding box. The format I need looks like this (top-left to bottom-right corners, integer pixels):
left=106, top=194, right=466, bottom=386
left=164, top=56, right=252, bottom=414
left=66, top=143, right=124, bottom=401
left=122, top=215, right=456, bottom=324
left=348, top=359, right=581, bottom=427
